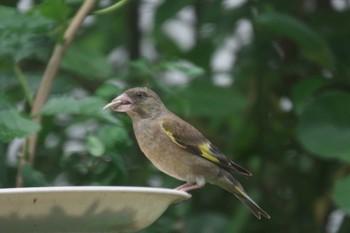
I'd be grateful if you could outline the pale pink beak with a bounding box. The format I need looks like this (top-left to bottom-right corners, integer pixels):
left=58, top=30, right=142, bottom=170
left=103, top=93, right=133, bottom=112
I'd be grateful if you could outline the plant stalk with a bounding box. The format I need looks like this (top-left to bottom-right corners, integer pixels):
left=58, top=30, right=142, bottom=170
left=18, top=0, right=98, bottom=186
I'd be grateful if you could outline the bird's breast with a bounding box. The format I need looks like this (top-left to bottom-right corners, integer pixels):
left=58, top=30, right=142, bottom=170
left=132, top=119, right=193, bottom=181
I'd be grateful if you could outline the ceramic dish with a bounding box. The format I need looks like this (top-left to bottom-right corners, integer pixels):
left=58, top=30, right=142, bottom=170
left=0, top=186, right=191, bottom=233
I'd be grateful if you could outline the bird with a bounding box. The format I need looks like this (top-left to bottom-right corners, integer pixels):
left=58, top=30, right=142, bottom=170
left=103, top=87, right=270, bottom=219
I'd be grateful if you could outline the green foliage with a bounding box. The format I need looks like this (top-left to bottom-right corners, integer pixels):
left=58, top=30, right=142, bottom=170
left=86, top=135, right=105, bottom=157
left=61, top=43, right=115, bottom=79
left=333, top=175, right=350, bottom=213
left=40, top=96, right=118, bottom=123
left=128, top=59, right=204, bottom=80
left=160, top=61, right=205, bottom=78
left=1, top=0, right=350, bottom=232
left=297, top=92, right=350, bottom=162
left=154, top=0, right=189, bottom=30
left=179, top=82, right=246, bottom=118
left=0, top=109, right=40, bottom=142
left=22, top=163, right=49, bottom=187
left=255, top=12, right=333, bottom=67
left=292, top=77, right=329, bottom=114
left=184, top=213, right=229, bottom=233
left=38, top=0, right=71, bottom=23
left=0, top=6, right=53, bottom=62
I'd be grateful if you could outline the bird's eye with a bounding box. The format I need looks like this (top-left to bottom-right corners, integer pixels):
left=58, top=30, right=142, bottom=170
left=136, top=91, right=145, bottom=98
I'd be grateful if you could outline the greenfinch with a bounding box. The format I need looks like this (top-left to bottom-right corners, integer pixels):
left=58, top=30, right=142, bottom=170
left=103, top=87, right=270, bottom=219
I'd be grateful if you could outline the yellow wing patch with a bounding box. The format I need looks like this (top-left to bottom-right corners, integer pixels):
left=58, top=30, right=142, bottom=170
left=198, top=143, right=220, bottom=163
left=163, top=128, right=186, bottom=148
left=162, top=122, right=220, bottom=164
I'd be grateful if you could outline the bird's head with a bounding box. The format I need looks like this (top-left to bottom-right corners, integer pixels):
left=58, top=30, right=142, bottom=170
left=103, top=87, right=167, bottom=119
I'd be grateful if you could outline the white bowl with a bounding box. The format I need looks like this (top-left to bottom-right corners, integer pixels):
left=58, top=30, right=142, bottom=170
left=0, top=186, right=191, bottom=233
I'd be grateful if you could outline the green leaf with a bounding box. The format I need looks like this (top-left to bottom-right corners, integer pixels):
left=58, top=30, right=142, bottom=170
left=0, top=109, right=40, bottom=142
left=95, top=83, right=123, bottom=99
left=255, top=12, right=333, bottom=68
left=97, top=125, right=131, bottom=149
left=0, top=7, right=53, bottom=62
left=41, top=96, right=78, bottom=114
left=129, top=59, right=154, bottom=77
left=154, top=0, right=190, bottom=30
left=0, top=5, right=15, bottom=16
left=0, top=8, right=52, bottom=31
left=109, top=152, right=127, bottom=177
left=186, top=40, right=215, bottom=68
left=292, top=77, right=329, bottom=115
left=179, top=82, right=247, bottom=118
left=61, top=43, right=114, bottom=79
left=22, top=163, right=49, bottom=187
left=160, top=60, right=205, bottom=78
left=86, top=135, right=105, bottom=157
left=41, top=96, right=118, bottom=124
left=297, top=92, right=350, bottom=162
left=38, top=0, right=71, bottom=22
left=333, top=175, right=350, bottom=213
left=184, top=213, right=229, bottom=233
left=0, top=97, right=13, bottom=111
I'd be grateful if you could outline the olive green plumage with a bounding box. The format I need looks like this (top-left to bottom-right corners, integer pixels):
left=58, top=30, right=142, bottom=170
left=103, top=87, right=270, bottom=219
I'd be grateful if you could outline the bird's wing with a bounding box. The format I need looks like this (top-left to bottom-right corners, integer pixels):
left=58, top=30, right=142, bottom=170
left=161, top=117, right=252, bottom=177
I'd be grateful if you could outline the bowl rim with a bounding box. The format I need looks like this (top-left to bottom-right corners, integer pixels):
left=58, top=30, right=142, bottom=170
left=0, top=186, right=191, bottom=199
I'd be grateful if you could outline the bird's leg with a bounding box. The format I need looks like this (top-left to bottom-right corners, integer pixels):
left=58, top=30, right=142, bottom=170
left=175, top=177, right=205, bottom=192
left=175, top=182, right=195, bottom=191
left=176, top=183, right=202, bottom=192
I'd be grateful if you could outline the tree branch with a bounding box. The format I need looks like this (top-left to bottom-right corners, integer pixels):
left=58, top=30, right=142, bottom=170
left=17, top=0, right=98, bottom=187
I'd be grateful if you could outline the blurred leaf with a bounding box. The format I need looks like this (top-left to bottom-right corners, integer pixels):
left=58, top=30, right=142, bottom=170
left=61, top=43, right=114, bottom=79
left=64, top=0, right=84, bottom=3
left=38, top=0, right=71, bottom=22
left=99, top=167, right=119, bottom=185
left=0, top=109, right=40, bottom=142
left=0, top=6, right=53, bottom=62
left=333, top=175, right=350, bottom=213
left=292, top=77, right=329, bottom=115
left=109, top=152, right=127, bottom=177
left=186, top=40, right=214, bottom=68
left=0, top=5, right=15, bottom=16
left=41, top=96, right=118, bottom=123
left=255, top=12, right=333, bottom=68
left=97, top=125, right=131, bottom=149
left=180, top=82, right=247, bottom=117
left=153, top=30, right=183, bottom=56
left=22, top=163, right=49, bottom=187
left=160, top=60, right=205, bottom=78
left=86, top=135, right=105, bottom=157
left=129, top=59, right=154, bottom=77
left=297, top=92, right=350, bottom=162
left=95, top=83, right=122, bottom=99
left=0, top=97, right=12, bottom=111
left=184, top=213, right=229, bottom=233
left=0, top=7, right=52, bottom=31
left=154, top=0, right=190, bottom=30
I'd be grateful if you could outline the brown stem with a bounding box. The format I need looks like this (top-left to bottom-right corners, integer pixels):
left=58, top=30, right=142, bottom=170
left=17, top=0, right=98, bottom=187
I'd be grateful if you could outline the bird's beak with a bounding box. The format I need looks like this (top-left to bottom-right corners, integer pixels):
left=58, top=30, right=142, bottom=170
left=103, top=93, right=133, bottom=112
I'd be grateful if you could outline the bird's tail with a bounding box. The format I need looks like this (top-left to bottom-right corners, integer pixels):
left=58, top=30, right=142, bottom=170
left=214, top=173, right=270, bottom=219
